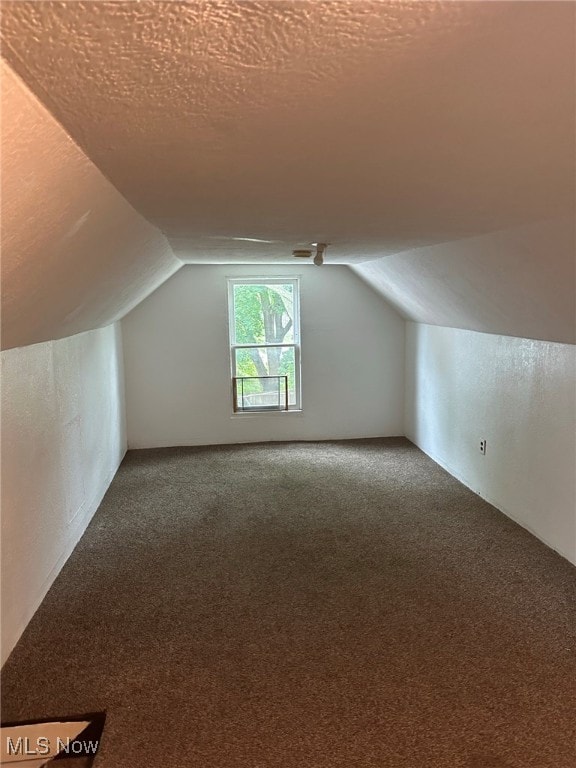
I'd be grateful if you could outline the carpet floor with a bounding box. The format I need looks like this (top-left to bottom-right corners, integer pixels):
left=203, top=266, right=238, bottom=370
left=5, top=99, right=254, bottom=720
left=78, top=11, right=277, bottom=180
left=2, top=438, right=575, bottom=767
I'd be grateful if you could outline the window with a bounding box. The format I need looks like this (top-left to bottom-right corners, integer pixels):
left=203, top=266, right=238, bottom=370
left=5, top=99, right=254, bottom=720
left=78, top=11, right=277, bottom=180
left=228, top=278, right=301, bottom=412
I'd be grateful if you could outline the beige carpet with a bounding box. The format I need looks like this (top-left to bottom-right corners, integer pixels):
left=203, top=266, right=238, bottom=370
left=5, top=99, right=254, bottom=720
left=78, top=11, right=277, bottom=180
left=2, top=438, right=575, bottom=767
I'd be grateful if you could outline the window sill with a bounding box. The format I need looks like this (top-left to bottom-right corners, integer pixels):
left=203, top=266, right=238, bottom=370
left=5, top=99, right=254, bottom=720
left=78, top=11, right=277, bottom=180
left=230, top=409, right=303, bottom=419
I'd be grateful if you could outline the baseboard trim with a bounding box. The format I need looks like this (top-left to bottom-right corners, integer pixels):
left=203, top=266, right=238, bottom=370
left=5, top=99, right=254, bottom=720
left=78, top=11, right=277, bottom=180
left=406, top=435, right=575, bottom=566
left=1, top=449, right=126, bottom=667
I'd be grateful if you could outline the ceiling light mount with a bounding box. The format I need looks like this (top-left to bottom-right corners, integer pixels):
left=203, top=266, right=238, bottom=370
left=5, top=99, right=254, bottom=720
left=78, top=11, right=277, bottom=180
left=292, top=242, right=329, bottom=264
left=313, top=242, right=328, bottom=266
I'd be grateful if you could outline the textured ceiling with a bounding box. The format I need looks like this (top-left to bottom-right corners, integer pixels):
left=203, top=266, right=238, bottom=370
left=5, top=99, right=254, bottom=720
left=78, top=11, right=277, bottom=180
left=2, top=1, right=574, bottom=264
left=1, top=62, right=180, bottom=350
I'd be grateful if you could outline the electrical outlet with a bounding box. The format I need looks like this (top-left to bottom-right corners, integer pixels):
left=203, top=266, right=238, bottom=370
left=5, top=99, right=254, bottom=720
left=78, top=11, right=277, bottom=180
left=480, top=439, right=487, bottom=455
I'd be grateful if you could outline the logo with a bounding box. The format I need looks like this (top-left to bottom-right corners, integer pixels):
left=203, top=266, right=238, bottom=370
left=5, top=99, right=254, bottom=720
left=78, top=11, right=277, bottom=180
left=1, top=711, right=106, bottom=766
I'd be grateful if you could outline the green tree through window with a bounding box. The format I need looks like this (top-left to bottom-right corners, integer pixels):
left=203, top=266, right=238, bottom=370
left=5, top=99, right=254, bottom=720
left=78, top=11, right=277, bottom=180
left=229, top=279, right=300, bottom=410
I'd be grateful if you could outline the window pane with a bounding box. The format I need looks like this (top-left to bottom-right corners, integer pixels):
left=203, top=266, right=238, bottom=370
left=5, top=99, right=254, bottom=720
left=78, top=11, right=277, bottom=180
left=234, top=375, right=288, bottom=411
left=234, top=346, right=296, bottom=406
left=233, top=283, right=295, bottom=345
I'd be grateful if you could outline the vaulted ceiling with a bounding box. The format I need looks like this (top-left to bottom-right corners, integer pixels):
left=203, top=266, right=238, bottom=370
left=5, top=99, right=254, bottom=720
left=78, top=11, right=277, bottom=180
left=1, top=61, right=181, bottom=350
left=1, top=1, right=574, bottom=348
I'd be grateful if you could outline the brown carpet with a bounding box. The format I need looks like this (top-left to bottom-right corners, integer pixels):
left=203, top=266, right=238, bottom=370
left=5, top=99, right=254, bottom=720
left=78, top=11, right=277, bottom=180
left=2, top=438, right=575, bottom=767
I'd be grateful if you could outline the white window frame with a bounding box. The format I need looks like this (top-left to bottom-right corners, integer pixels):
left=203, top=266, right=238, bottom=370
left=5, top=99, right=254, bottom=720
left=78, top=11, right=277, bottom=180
left=227, top=277, right=302, bottom=413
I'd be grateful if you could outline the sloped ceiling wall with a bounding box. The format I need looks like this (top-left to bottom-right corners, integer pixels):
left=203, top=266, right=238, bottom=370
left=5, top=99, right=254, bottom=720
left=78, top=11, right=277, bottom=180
left=352, top=217, right=576, bottom=345
left=2, top=2, right=573, bottom=259
left=1, top=62, right=181, bottom=351
left=1, top=1, right=574, bottom=347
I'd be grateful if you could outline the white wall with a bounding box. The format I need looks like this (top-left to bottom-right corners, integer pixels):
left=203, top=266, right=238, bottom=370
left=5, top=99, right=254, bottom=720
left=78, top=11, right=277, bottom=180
left=405, top=323, right=576, bottom=564
left=1, top=324, right=127, bottom=664
left=122, top=265, right=405, bottom=447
